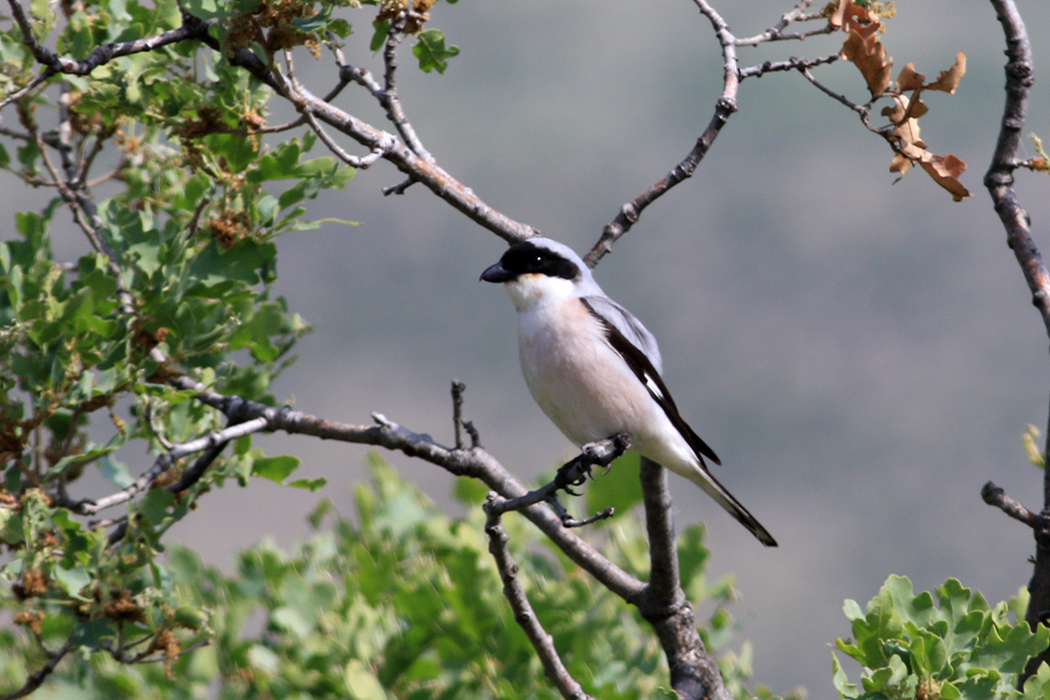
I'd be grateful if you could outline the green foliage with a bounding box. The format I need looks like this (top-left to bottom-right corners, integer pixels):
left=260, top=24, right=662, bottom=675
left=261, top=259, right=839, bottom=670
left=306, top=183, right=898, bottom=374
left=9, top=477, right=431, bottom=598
left=412, top=28, right=460, bottom=74
left=0, top=456, right=763, bottom=699
left=832, top=575, right=1050, bottom=700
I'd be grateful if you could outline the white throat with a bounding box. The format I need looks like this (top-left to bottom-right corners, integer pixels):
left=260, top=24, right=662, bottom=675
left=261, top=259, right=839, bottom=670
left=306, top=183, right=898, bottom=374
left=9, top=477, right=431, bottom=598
left=504, top=273, right=579, bottom=313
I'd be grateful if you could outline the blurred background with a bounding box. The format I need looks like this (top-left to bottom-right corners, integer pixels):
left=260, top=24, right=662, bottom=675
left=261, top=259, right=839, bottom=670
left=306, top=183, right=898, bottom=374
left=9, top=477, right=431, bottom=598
left=9, top=0, right=1050, bottom=694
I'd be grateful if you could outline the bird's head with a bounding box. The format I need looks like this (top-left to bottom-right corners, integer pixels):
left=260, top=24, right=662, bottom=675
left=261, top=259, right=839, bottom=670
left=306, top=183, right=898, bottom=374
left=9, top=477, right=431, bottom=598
left=480, top=237, right=597, bottom=311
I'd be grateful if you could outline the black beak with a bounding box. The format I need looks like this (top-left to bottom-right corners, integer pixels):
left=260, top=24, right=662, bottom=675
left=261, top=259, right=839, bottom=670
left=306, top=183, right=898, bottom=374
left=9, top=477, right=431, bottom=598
left=480, top=262, right=516, bottom=283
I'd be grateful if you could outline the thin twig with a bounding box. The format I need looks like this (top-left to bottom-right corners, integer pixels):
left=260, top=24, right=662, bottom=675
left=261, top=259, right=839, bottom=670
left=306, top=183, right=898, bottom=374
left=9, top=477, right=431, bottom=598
left=738, top=53, right=840, bottom=80
left=0, top=68, right=56, bottom=111
left=451, top=380, right=466, bottom=450
left=76, top=414, right=274, bottom=515
left=734, top=0, right=831, bottom=46
left=302, top=109, right=388, bottom=168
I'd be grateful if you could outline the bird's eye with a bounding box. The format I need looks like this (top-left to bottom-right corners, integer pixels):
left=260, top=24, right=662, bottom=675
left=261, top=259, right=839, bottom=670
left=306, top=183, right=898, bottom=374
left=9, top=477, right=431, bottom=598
left=530, top=255, right=544, bottom=269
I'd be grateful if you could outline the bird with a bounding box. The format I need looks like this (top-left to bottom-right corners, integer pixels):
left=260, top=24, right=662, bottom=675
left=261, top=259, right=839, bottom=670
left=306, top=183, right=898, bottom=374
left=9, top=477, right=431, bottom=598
left=481, top=236, right=777, bottom=547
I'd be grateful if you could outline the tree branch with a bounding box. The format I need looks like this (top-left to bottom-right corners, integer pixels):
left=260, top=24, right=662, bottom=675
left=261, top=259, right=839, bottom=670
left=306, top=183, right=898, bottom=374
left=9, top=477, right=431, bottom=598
left=487, top=434, right=629, bottom=520
left=981, top=481, right=1038, bottom=528
left=484, top=503, right=597, bottom=700
left=5, top=1, right=217, bottom=76
left=982, top=0, right=1050, bottom=686
left=74, top=414, right=273, bottom=515
left=636, top=459, right=732, bottom=700
left=0, top=638, right=75, bottom=700
left=163, top=376, right=647, bottom=601
left=585, top=0, right=741, bottom=267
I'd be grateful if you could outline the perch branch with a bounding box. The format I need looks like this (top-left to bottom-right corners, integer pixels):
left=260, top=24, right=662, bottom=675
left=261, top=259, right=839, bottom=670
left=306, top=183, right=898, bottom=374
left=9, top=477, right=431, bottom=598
left=155, top=376, right=647, bottom=601
left=636, top=459, right=732, bottom=700
left=487, top=434, right=629, bottom=521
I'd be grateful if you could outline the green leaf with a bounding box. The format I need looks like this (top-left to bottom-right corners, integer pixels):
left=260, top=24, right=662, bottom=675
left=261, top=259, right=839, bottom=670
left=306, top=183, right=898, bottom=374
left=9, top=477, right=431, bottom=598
left=53, top=565, right=92, bottom=599
left=139, top=488, right=176, bottom=526
left=287, top=477, right=327, bottom=492
left=370, top=20, right=390, bottom=51
left=251, top=455, right=302, bottom=484
left=99, top=455, right=134, bottom=489
left=412, top=29, right=460, bottom=74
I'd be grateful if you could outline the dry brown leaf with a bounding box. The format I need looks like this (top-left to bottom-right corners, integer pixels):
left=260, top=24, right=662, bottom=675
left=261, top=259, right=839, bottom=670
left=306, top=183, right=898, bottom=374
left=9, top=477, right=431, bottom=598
left=927, top=50, right=967, bottom=94
left=896, top=62, right=925, bottom=91
left=920, top=154, right=971, bottom=201
left=840, top=6, right=892, bottom=96
left=829, top=0, right=850, bottom=28
left=884, top=95, right=922, bottom=146
left=890, top=152, right=913, bottom=175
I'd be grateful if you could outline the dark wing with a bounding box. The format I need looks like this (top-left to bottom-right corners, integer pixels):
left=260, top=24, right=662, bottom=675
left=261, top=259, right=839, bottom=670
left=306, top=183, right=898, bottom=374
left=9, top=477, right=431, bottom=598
left=581, top=298, right=721, bottom=467
left=582, top=295, right=663, bottom=373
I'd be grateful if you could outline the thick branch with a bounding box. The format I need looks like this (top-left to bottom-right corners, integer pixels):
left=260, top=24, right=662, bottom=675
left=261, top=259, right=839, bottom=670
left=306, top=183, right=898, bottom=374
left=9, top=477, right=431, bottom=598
left=983, top=1, right=1050, bottom=336
left=636, top=459, right=731, bottom=700
left=983, top=0, right=1050, bottom=686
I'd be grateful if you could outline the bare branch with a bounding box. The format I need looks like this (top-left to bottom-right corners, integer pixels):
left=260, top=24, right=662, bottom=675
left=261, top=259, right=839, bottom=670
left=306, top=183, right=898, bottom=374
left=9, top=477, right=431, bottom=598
left=980, top=0, right=1050, bottom=686
left=798, top=66, right=871, bottom=119
left=637, top=459, right=732, bottom=700
left=734, top=0, right=833, bottom=46
left=0, top=67, right=55, bottom=111
left=302, top=108, right=389, bottom=169
left=76, top=414, right=273, bottom=515
left=451, top=380, right=467, bottom=450
left=483, top=506, right=597, bottom=700
left=738, top=53, right=840, bottom=81
left=981, top=481, right=1038, bottom=527
left=487, top=434, right=630, bottom=518
left=5, top=0, right=217, bottom=76
left=586, top=0, right=741, bottom=266
left=983, top=0, right=1049, bottom=335
left=167, top=376, right=646, bottom=601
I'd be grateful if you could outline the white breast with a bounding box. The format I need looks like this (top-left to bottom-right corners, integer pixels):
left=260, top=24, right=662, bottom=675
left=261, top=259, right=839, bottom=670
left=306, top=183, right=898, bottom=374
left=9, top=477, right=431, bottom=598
left=516, top=296, right=657, bottom=447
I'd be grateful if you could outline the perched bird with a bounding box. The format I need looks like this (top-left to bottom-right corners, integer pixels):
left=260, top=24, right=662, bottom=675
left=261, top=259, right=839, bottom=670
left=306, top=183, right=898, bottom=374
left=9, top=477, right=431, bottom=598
left=481, top=237, right=776, bottom=546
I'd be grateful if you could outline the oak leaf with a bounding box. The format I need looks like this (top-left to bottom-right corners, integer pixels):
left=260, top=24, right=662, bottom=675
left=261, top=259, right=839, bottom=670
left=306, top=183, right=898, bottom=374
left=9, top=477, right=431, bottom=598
left=926, top=51, right=967, bottom=93
left=920, top=154, right=970, bottom=201
left=838, top=1, right=892, bottom=96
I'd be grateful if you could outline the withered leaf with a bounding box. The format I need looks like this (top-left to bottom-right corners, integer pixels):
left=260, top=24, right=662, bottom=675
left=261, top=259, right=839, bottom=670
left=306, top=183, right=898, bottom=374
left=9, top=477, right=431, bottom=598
left=890, top=152, right=913, bottom=176
left=927, top=50, right=967, bottom=94
left=920, top=154, right=971, bottom=201
left=829, top=0, right=850, bottom=28
left=839, top=4, right=892, bottom=97
left=896, top=62, right=925, bottom=91
left=841, top=29, right=892, bottom=96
